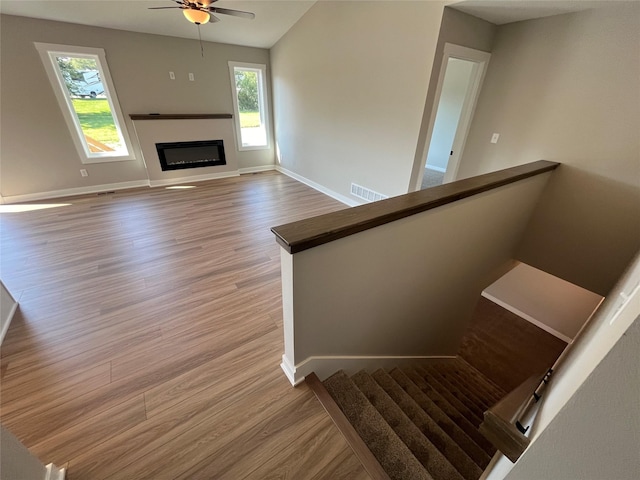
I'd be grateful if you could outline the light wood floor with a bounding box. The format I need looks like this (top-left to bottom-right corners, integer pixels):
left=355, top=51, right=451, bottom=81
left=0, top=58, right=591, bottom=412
left=0, top=172, right=371, bottom=479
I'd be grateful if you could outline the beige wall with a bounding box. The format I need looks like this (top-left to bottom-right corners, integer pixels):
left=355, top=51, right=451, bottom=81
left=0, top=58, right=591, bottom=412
left=281, top=173, right=552, bottom=384
left=0, top=15, right=273, bottom=198
left=270, top=1, right=446, bottom=201
left=409, top=6, right=497, bottom=189
left=456, top=4, right=640, bottom=295
left=486, top=251, right=640, bottom=480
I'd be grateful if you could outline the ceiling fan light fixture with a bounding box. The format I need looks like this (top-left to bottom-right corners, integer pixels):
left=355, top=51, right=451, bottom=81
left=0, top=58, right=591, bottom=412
left=183, top=8, right=210, bottom=25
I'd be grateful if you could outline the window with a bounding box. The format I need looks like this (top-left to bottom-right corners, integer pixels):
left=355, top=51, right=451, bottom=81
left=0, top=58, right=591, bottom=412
left=35, top=43, right=135, bottom=163
left=229, top=62, right=270, bottom=150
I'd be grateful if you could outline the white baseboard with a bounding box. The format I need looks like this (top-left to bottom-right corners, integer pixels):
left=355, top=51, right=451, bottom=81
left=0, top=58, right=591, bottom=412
left=281, top=354, right=457, bottom=386
left=239, top=165, right=276, bottom=174
left=425, top=165, right=447, bottom=173
left=275, top=166, right=360, bottom=207
left=44, top=463, right=66, bottom=480
left=481, top=291, right=573, bottom=343
left=1, top=180, right=150, bottom=204
left=148, top=171, right=239, bottom=187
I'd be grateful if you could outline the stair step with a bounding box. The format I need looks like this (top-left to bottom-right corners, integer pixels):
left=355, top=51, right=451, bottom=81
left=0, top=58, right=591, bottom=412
left=422, top=364, right=493, bottom=412
left=371, top=369, right=484, bottom=480
left=388, top=368, right=493, bottom=466
left=420, top=365, right=488, bottom=419
left=441, top=362, right=500, bottom=407
left=451, top=357, right=507, bottom=400
left=318, top=360, right=503, bottom=480
left=351, top=371, right=464, bottom=480
left=412, top=367, right=484, bottom=427
left=323, top=370, right=432, bottom=480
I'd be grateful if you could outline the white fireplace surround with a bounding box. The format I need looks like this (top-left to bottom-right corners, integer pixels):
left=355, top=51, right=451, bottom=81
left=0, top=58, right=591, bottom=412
left=131, top=117, right=240, bottom=187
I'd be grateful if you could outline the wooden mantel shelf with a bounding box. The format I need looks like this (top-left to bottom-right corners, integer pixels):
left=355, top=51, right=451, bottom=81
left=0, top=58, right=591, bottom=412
left=129, top=114, right=233, bottom=120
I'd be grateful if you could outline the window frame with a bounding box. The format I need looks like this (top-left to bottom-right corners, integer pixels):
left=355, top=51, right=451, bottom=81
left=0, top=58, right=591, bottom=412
left=228, top=61, right=271, bottom=151
left=35, top=42, right=136, bottom=164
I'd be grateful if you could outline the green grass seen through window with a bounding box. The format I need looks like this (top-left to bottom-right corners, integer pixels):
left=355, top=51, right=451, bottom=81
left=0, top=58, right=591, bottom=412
left=239, top=111, right=261, bottom=128
left=71, top=98, right=122, bottom=148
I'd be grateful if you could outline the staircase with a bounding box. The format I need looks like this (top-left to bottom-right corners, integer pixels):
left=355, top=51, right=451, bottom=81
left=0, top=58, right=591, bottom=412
left=318, top=357, right=506, bottom=480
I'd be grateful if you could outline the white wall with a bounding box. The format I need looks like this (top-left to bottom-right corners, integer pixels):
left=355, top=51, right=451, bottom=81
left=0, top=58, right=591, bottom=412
left=280, top=172, right=553, bottom=384
left=1, top=425, right=65, bottom=480
left=426, top=58, right=475, bottom=172
left=0, top=15, right=273, bottom=199
left=270, top=1, right=446, bottom=201
left=1, top=280, right=18, bottom=344
left=483, top=262, right=603, bottom=342
left=455, top=4, right=640, bottom=296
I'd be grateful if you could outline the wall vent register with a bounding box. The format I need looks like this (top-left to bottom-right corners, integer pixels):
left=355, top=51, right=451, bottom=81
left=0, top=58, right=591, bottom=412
left=155, top=139, right=226, bottom=171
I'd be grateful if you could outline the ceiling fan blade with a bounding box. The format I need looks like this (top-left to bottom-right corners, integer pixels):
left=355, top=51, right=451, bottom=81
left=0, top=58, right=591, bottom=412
left=208, top=7, right=255, bottom=20
left=148, top=6, right=184, bottom=9
left=209, top=14, right=221, bottom=23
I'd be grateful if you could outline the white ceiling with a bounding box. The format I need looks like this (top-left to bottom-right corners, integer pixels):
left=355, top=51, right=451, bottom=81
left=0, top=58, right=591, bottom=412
left=451, top=0, right=631, bottom=25
left=0, top=1, right=632, bottom=48
left=0, top=0, right=317, bottom=49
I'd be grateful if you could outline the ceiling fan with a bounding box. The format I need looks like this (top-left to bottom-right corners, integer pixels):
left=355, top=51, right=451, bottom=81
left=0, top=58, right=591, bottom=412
left=149, top=0, right=255, bottom=25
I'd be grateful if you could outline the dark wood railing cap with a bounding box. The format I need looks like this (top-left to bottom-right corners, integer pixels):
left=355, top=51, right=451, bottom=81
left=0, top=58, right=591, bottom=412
left=129, top=114, right=232, bottom=120
left=271, top=160, right=559, bottom=254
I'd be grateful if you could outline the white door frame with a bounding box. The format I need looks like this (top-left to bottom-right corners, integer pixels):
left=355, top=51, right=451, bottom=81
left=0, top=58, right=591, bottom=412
left=415, top=44, right=491, bottom=189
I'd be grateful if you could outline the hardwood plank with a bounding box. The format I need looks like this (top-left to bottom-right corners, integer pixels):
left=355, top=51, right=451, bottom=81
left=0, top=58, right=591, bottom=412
left=310, top=446, right=372, bottom=480
left=173, top=393, right=327, bottom=480
left=0, top=172, right=359, bottom=479
left=242, top=416, right=367, bottom=480
left=29, top=393, right=147, bottom=467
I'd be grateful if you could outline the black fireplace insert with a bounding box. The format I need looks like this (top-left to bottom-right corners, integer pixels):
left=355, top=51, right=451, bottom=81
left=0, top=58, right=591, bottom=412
left=155, top=139, right=226, bottom=171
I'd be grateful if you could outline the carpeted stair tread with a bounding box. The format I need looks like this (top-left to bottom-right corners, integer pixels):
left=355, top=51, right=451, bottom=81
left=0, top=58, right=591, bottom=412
left=434, top=362, right=502, bottom=407
left=371, top=369, right=484, bottom=479
left=411, top=367, right=484, bottom=428
left=389, top=368, right=493, bottom=466
left=420, top=365, right=488, bottom=418
left=323, top=370, right=432, bottom=480
left=422, top=364, right=493, bottom=412
left=452, top=357, right=507, bottom=398
left=351, top=370, right=464, bottom=480
left=441, top=360, right=505, bottom=404
left=439, top=363, right=503, bottom=405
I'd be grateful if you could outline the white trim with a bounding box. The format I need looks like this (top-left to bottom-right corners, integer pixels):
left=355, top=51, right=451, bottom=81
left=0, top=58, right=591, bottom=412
left=238, top=165, right=276, bottom=175
left=44, top=463, right=66, bottom=480
left=1, top=180, right=149, bottom=204
left=482, top=291, right=573, bottom=344
left=0, top=287, right=18, bottom=346
left=425, top=165, right=447, bottom=173
left=228, top=61, right=271, bottom=151
left=148, top=171, right=239, bottom=187
left=281, top=354, right=457, bottom=386
left=275, top=166, right=360, bottom=207
left=413, top=43, right=491, bottom=190
left=280, top=355, right=305, bottom=386
left=34, top=42, right=136, bottom=163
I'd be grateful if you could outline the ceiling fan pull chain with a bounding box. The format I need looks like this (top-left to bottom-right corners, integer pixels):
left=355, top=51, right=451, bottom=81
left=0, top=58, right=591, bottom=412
left=198, top=24, right=204, bottom=58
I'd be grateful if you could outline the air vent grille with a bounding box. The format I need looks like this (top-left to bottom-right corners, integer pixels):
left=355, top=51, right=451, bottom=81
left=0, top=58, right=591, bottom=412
left=350, top=183, right=388, bottom=203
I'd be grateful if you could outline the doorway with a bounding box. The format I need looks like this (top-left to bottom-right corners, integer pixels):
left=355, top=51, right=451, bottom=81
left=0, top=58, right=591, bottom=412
left=416, top=44, right=491, bottom=190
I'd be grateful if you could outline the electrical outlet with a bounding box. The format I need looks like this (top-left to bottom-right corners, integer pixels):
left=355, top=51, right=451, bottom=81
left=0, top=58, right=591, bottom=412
left=188, top=73, right=194, bottom=81
left=491, top=133, right=500, bottom=144
left=169, top=71, right=175, bottom=80
left=80, top=169, right=89, bottom=177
